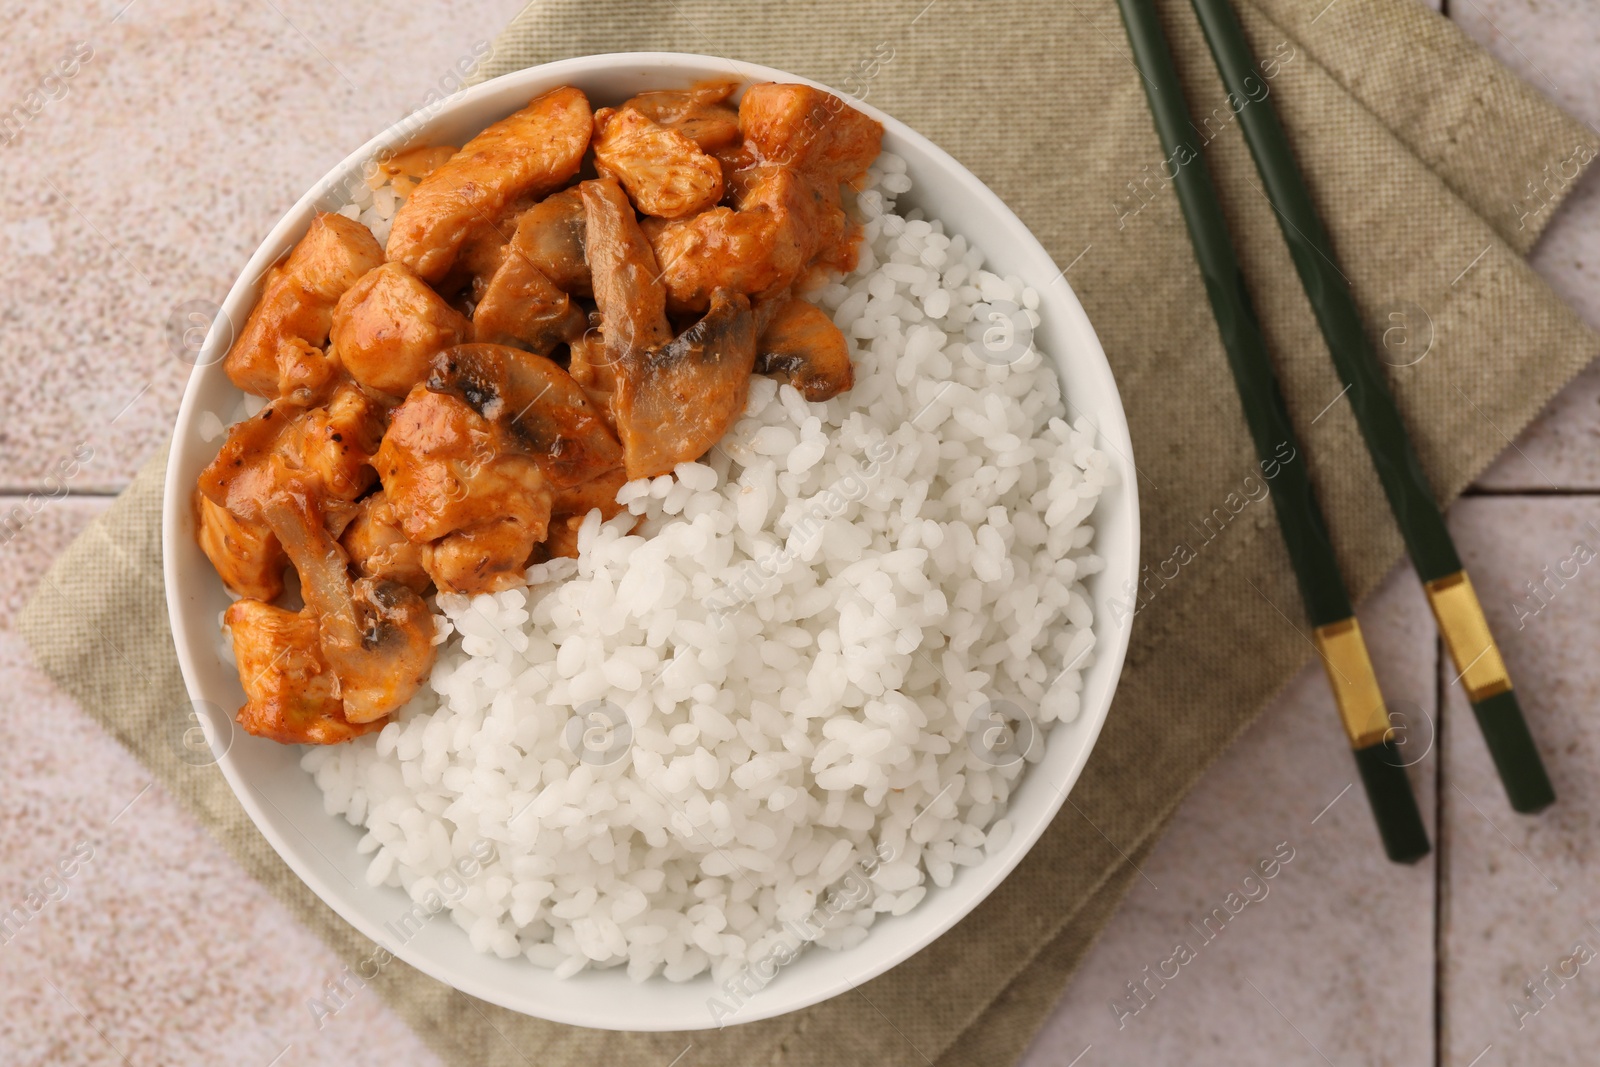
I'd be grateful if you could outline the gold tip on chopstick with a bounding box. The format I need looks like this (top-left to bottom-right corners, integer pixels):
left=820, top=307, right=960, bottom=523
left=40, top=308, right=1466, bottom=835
left=1425, top=571, right=1511, bottom=702
left=1313, top=618, right=1390, bottom=749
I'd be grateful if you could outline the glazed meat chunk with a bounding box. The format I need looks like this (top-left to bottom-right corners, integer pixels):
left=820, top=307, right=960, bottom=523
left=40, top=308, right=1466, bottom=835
left=195, top=491, right=286, bottom=601
left=373, top=386, right=553, bottom=594
left=331, top=262, right=472, bottom=398
left=738, top=82, right=884, bottom=185
left=225, top=599, right=384, bottom=745
left=341, top=490, right=430, bottom=594
left=224, top=213, right=385, bottom=399
left=386, top=86, right=592, bottom=283
left=199, top=382, right=386, bottom=531
left=592, top=106, right=723, bottom=219
left=620, top=80, right=741, bottom=153
left=643, top=165, right=825, bottom=313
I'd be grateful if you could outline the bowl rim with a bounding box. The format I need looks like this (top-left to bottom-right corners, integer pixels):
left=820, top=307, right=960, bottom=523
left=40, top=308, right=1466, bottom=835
left=162, top=50, right=1140, bottom=1031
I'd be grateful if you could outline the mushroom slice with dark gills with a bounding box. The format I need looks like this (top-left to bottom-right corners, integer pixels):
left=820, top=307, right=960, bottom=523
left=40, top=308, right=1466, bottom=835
left=755, top=296, right=853, bottom=401
left=469, top=240, right=588, bottom=354
left=260, top=486, right=436, bottom=724
left=580, top=177, right=674, bottom=360
left=580, top=176, right=757, bottom=479
left=514, top=185, right=591, bottom=297
left=613, top=288, right=757, bottom=480
left=425, top=342, right=624, bottom=490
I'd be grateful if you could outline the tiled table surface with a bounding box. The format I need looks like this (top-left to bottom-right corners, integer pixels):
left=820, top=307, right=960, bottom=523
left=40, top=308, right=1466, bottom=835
left=2, top=0, right=1597, bottom=1064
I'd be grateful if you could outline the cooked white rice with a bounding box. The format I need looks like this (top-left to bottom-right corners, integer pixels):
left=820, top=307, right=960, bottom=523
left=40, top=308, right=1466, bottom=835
left=303, top=151, right=1110, bottom=984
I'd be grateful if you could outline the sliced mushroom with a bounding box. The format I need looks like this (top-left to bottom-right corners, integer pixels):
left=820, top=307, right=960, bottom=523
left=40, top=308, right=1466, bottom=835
left=425, top=342, right=623, bottom=490
left=581, top=176, right=674, bottom=358
left=613, top=288, right=757, bottom=480
left=756, top=296, right=853, bottom=401
left=262, top=488, right=436, bottom=724
left=513, top=186, right=591, bottom=297
left=470, top=250, right=587, bottom=355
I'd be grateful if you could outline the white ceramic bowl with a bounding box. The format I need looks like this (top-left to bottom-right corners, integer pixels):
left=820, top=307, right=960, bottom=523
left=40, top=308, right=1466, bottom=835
left=163, top=52, right=1140, bottom=1031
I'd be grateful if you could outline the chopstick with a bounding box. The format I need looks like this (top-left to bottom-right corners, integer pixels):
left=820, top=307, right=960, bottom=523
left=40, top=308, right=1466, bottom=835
left=1189, top=0, right=1555, bottom=814
left=1112, top=0, right=1430, bottom=862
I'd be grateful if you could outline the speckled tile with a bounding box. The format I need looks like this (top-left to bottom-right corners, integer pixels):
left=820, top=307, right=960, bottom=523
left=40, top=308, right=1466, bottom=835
left=0, top=496, right=445, bottom=1066
left=0, top=3, right=525, bottom=1061
left=1021, top=565, right=1440, bottom=1067
left=1457, top=0, right=1600, bottom=492
left=1439, top=498, right=1600, bottom=1067
left=0, top=0, right=526, bottom=493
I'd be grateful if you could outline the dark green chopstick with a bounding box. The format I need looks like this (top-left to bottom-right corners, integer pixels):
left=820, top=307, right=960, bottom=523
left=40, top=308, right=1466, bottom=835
left=1113, top=0, right=1429, bottom=862
left=1190, top=0, right=1555, bottom=814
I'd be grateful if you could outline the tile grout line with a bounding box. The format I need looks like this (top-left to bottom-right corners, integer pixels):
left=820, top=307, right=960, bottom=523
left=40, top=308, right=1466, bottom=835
left=1462, top=486, right=1600, bottom=497
left=0, top=489, right=127, bottom=499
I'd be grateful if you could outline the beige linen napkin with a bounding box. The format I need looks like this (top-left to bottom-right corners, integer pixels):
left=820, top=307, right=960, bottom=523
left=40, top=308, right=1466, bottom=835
left=21, top=1, right=1600, bottom=1064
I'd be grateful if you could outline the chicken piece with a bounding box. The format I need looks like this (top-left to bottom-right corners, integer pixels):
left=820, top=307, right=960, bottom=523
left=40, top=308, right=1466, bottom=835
left=613, top=288, right=757, bottom=479
left=331, top=262, right=472, bottom=397
left=581, top=177, right=674, bottom=356
left=199, top=382, right=386, bottom=529
left=512, top=186, right=591, bottom=297
left=224, top=599, right=383, bottom=745
left=552, top=465, right=628, bottom=520
left=642, top=166, right=826, bottom=313
left=387, top=86, right=592, bottom=283
left=426, top=343, right=623, bottom=489
left=374, top=386, right=553, bottom=545
left=341, top=491, right=430, bottom=594
left=195, top=491, right=286, bottom=601
left=421, top=517, right=545, bottom=594
left=621, top=80, right=741, bottom=153
left=262, top=488, right=435, bottom=723
left=224, top=213, right=385, bottom=399
left=374, top=386, right=554, bottom=595
left=470, top=247, right=587, bottom=354
left=738, top=82, right=884, bottom=185
left=592, top=106, right=723, bottom=219
left=756, top=297, right=853, bottom=401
